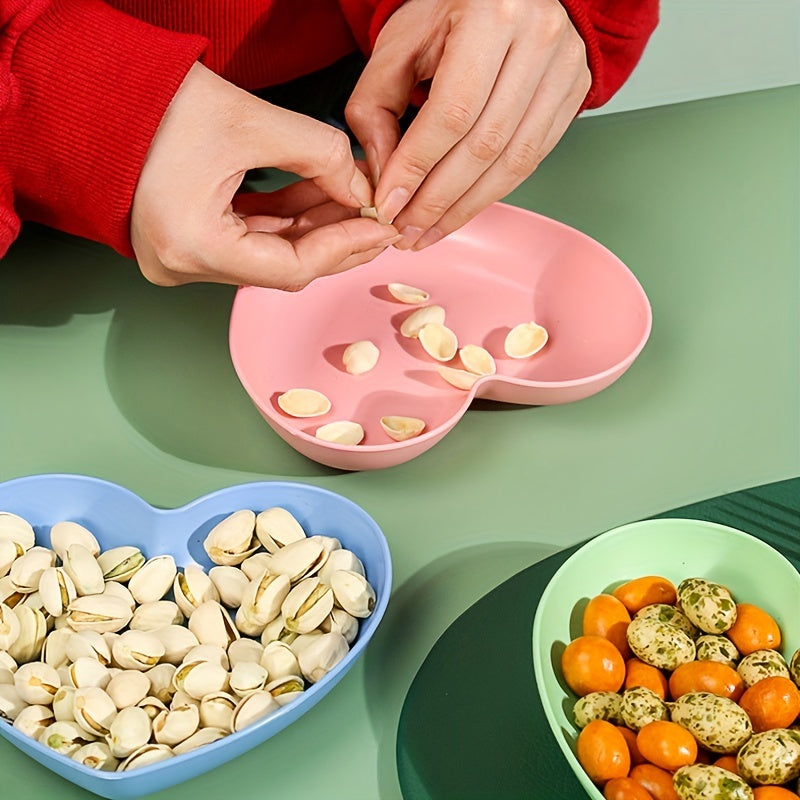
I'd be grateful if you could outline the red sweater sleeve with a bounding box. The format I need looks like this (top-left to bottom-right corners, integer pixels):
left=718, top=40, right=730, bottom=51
left=560, top=0, right=659, bottom=109
left=0, top=0, right=206, bottom=259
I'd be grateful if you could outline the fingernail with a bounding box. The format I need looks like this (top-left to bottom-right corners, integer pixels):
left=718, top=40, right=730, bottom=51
left=395, top=226, right=425, bottom=251
left=378, top=187, right=410, bottom=225
left=412, top=227, right=445, bottom=251
left=349, top=172, right=373, bottom=208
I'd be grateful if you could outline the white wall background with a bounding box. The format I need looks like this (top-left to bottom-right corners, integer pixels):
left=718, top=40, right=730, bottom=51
left=586, top=0, right=800, bottom=115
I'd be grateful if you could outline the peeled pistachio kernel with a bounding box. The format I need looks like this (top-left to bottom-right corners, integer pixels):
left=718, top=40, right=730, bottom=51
left=315, top=420, right=365, bottom=446
left=418, top=322, right=458, bottom=362
left=128, top=555, right=177, bottom=605
left=0, top=511, right=36, bottom=551
left=342, top=340, right=380, bottom=375
left=97, top=546, right=146, bottom=583
left=203, top=510, right=259, bottom=568
left=387, top=282, right=430, bottom=304
left=277, top=388, right=332, bottom=418
left=437, top=366, right=480, bottom=391
left=459, top=344, right=496, bottom=376
left=72, top=741, right=119, bottom=771
left=49, top=521, right=101, bottom=561
left=504, top=321, right=549, bottom=358
left=14, top=661, right=61, bottom=705
left=380, top=415, right=425, bottom=442
left=400, top=304, right=446, bottom=338
left=330, top=570, right=376, bottom=619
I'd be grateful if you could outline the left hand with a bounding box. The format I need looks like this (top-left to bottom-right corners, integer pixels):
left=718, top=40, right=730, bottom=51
left=345, top=0, right=592, bottom=250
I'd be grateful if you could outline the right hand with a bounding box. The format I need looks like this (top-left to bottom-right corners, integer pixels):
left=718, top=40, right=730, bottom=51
left=131, top=63, right=400, bottom=291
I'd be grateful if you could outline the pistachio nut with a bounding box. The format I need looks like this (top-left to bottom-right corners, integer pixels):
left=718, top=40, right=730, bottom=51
left=276, top=388, right=331, bottom=418
left=0, top=667, right=14, bottom=685
left=172, top=726, right=227, bottom=755
left=203, top=509, right=259, bottom=566
left=173, top=565, right=219, bottom=617
left=308, top=534, right=342, bottom=554
left=0, top=511, right=35, bottom=551
left=68, top=656, right=111, bottom=689
left=0, top=600, right=20, bottom=650
left=268, top=538, right=327, bottom=584
left=7, top=604, right=47, bottom=663
left=41, top=719, right=96, bottom=755
left=52, top=685, right=76, bottom=721
left=341, top=340, right=380, bottom=376
left=38, top=566, right=77, bottom=617
left=170, top=688, right=200, bottom=711
left=106, top=669, right=151, bottom=710
left=418, top=321, right=458, bottom=361
left=265, top=675, right=304, bottom=707
left=187, top=600, right=239, bottom=649
left=260, top=615, right=297, bottom=647
left=173, top=660, right=229, bottom=701
left=9, top=546, right=56, bottom=593
left=288, top=630, right=324, bottom=657
left=40, top=627, right=72, bottom=670
left=119, top=743, right=174, bottom=771
left=111, top=629, right=165, bottom=671
left=127, top=555, right=177, bottom=605
left=101, top=581, right=136, bottom=612
left=72, top=741, right=119, bottom=771
left=260, top=641, right=301, bottom=682
left=229, top=661, right=268, bottom=697
left=0, top=538, right=20, bottom=580
left=227, top=637, right=263, bottom=667
left=254, top=507, right=307, bottom=554
left=182, top=643, right=230, bottom=670
left=319, top=607, right=360, bottom=645
left=0, top=575, right=25, bottom=608
left=0, top=650, right=17, bottom=672
left=152, top=623, right=200, bottom=665
left=61, top=543, right=105, bottom=597
left=66, top=593, right=133, bottom=634
left=235, top=571, right=291, bottom=635
left=208, top=565, right=249, bottom=609
left=14, top=661, right=61, bottom=705
left=504, top=321, right=548, bottom=358
left=96, top=545, right=146, bottom=583
left=13, top=703, right=55, bottom=739
left=49, top=521, right=101, bottom=561
left=107, top=705, right=152, bottom=758
left=317, top=548, right=365, bottom=584
left=230, top=690, right=280, bottom=732
left=129, top=600, right=184, bottom=632
left=198, top=691, right=237, bottom=730
left=281, top=577, right=334, bottom=634
left=65, top=629, right=112, bottom=666
left=240, top=552, right=274, bottom=581
left=329, top=569, right=376, bottom=618
left=0, top=683, right=25, bottom=720
left=136, top=695, right=168, bottom=721
left=72, top=686, right=117, bottom=737
left=152, top=703, right=200, bottom=746
left=21, top=589, right=48, bottom=615
left=297, top=631, right=349, bottom=684
left=143, top=663, right=175, bottom=705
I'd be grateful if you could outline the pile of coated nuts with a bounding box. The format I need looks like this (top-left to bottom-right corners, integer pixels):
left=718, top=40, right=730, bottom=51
left=0, top=506, right=377, bottom=771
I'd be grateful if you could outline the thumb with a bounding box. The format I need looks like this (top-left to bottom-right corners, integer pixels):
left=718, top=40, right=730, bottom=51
left=251, top=103, right=374, bottom=209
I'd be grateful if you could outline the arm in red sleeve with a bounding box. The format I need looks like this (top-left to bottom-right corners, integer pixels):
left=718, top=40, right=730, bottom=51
left=560, top=0, right=659, bottom=109
left=0, top=0, right=206, bottom=259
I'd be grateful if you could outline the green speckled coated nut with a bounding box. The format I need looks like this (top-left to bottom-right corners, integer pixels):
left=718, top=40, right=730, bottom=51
left=634, top=603, right=699, bottom=639
left=737, top=648, right=790, bottom=687
left=626, top=615, right=696, bottom=670
left=695, top=634, right=740, bottom=668
left=736, top=728, right=800, bottom=785
left=573, top=691, right=622, bottom=728
left=673, top=763, right=753, bottom=800
left=677, top=577, right=737, bottom=634
left=619, top=686, right=669, bottom=731
left=670, top=692, right=752, bottom=753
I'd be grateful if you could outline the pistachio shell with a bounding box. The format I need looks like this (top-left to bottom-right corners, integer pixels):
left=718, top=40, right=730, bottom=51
left=400, top=305, right=446, bottom=338
left=227, top=637, right=264, bottom=667
left=129, top=600, right=184, bottom=632
left=72, top=741, right=119, bottom=771
left=460, top=344, right=496, bottom=375
left=67, top=594, right=133, bottom=634
left=187, top=601, right=240, bottom=649
left=0, top=683, right=26, bottom=721
left=102, top=581, right=136, bottom=612
left=199, top=692, right=237, bottom=730
left=0, top=512, right=35, bottom=551
left=49, top=521, right=100, bottom=561
left=10, top=546, right=56, bottom=593
left=96, top=546, right=146, bottom=583
left=13, top=703, right=55, bottom=739
left=208, top=566, right=250, bottom=609
left=379, top=415, right=426, bottom=442
left=329, top=570, right=376, bottom=618
left=152, top=624, right=200, bottom=666
left=8, top=604, right=47, bottom=663
left=264, top=674, right=304, bottom=706
left=143, top=663, right=176, bottom=705
left=172, top=726, right=227, bottom=755
left=268, top=538, right=327, bottom=584
left=52, top=685, right=76, bottom=721
left=504, top=321, right=549, bottom=358
left=182, top=644, right=230, bottom=670
left=69, top=657, right=111, bottom=689
left=112, top=630, right=165, bottom=671
left=230, top=690, right=280, bottom=732
left=38, top=566, right=77, bottom=617
left=0, top=600, right=20, bottom=650
left=61, top=544, right=105, bottom=597
left=14, top=661, right=61, bottom=705
left=105, top=669, right=151, bottom=710
left=359, top=205, right=379, bottom=219
left=315, top=420, right=365, bottom=446
left=0, top=538, right=20, bottom=579
left=174, top=660, right=229, bottom=701
left=0, top=575, right=24, bottom=608
left=229, top=661, right=268, bottom=697
left=387, top=282, right=429, bottom=304
left=255, top=507, right=307, bottom=555
left=277, top=388, right=331, bottom=418
left=72, top=686, right=117, bottom=736
left=173, top=565, right=220, bottom=615
left=127, top=555, right=177, bottom=605
left=136, top=695, right=168, bottom=720
left=297, top=631, right=349, bottom=684
left=418, top=322, right=458, bottom=361
left=235, top=571, right=291, bottom=636
left=318, top=549, right=365, bottom=584
left=281, top=577, right=334, bottom=634
left=437, top=365, right=480, bottom=390
left=342, top=340, right=380, bottom=375
left=41, top=719, right=96, bottom=755
left=240, top=552, right=274, bottom=581
left=203, top=510, right=259, bottom=567
left=152, top=702, right=200, bottom=746
left=65, top=630, right=112, bottom=666
left=259, top=641, right=301, bottom=681
left=107, top=705, right=152, bottom=757
left=319, top=608, right=360, bottom=645
left=119, top=743, right=174, bottom=770
left=259, top=616, right=297, bottom=647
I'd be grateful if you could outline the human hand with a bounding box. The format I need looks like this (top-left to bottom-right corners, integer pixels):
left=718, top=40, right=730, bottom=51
left=131, top=63, right=400, bottom=290
left=345, top=0, right=591, bottom=250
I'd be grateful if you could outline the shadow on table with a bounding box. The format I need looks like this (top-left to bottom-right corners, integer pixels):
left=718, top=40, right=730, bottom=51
left=0, top=224, right=332, bottom=478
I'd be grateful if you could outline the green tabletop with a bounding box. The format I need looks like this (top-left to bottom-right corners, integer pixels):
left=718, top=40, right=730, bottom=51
left=1, top=84, right=798, bottom=799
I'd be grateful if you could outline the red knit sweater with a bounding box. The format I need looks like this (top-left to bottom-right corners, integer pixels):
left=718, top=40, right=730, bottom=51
left=0, top=0, right=658, bottom=260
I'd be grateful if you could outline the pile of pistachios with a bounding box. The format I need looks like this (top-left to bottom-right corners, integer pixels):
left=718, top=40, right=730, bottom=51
left=0, top=506, right=377, bottom=771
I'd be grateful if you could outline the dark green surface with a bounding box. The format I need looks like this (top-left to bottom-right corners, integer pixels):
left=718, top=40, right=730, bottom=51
left=397, top=477, right=800, bottom=800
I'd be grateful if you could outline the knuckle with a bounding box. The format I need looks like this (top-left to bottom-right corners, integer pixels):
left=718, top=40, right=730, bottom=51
left=536, top=3, right=570, bottom=42
left=466, top=126, right=508, bottom=164
left=438, top=99, right=476, bottom=137
left=344, top=98, right=369, bottom=131
left=501, top=139, right=542, bottom=179
left=322, top=128, right=353, bottom=171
